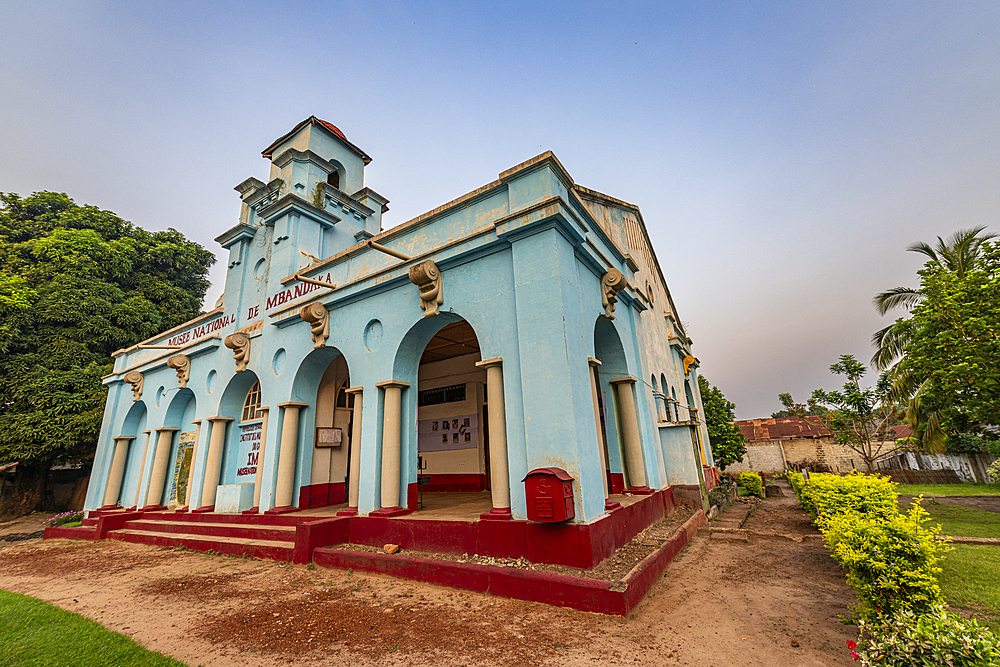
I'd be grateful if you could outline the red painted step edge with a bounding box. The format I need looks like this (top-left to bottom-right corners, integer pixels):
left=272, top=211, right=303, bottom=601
left=312, top=509, right=706, bottom=616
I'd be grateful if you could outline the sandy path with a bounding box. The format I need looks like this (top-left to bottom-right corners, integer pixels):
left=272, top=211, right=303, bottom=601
left=0, top=492, right=857, bottom=666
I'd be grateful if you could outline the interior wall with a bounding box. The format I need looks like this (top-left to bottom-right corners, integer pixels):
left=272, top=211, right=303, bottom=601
left=311, top=355, right=351, bottom=485
left=417, top=351, right=487, bottom=476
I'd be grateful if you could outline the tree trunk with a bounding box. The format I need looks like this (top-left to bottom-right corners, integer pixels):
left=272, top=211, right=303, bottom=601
left=0, top=460, right=53, bottom=518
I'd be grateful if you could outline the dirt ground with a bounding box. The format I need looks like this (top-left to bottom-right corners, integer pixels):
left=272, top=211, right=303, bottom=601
left=0, top=490, right=858, bottom=667
left=899, top=495, right=1000, bottom=513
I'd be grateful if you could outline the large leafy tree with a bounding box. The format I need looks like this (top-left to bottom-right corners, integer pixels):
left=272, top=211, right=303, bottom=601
left=871, top=226, right=996, bottom=451
left=897, top=241, right=1000, bottom=429
left=810, top=355, right=903, bottom=471
left=696, top=375, right=747, bottom=470
left=0, top=192, right=215, bottom=517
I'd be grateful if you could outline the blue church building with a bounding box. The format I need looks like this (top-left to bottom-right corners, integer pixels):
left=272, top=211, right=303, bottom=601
left=81, top=117, right=716, bottom=572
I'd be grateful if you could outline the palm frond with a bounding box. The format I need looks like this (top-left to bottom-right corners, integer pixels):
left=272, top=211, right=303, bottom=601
left=871, top=322, right=911, bottom=370
left=872, top=287, right=923, bottom=315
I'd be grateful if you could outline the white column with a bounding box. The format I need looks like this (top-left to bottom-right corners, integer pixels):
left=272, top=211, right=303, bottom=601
left=476, top=358, right=510, bottom=516
left=251, top=407, right=270, bottom=510
left=274, top=402, right=308, bottom=508
left=376, top=381, right=409, bottom=510
left=133, top=431, right=151, bottom=509
left=610, top=377, right=648, bottom=490
left=102, top=436, right=134, bottom=507
left=200, top=417, right=233, bottom=509
left=587, top=358, right=610, bottom=500
left=345, top=387, right=364, bottom=511
left=145, top=428, right=179, bottom=508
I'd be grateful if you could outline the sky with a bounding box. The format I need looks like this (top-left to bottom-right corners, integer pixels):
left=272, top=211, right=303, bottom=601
left=2, top=1, right=998, bottom=419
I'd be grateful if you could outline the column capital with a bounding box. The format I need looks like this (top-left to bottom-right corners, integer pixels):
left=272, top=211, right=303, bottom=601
left=375, top=380, right=410, bottom=389
left=587, top=357, right=602, bottom=367
left=609, top=376, right=638, bottom=386
left=207, top=416, right=235, bottom=422
left=113, top=435, right=137, bottom=442
left=257, top=406, right=270, bottom=413
left=344, top=386, right=364, bottom=395
left=154, top=427, right=181, bottom=433
left=475, top=357, right=503, bottom=369
left=277, top=401, right=309, bottom=408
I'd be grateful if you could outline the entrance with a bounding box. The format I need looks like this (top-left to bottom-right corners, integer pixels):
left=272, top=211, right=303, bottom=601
left=304, top=354, right=354, bottom=509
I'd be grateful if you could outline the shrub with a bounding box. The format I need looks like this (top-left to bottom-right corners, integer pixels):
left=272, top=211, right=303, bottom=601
left=799, top=472, right=898, bottom=527
left=42, top=511, right=84, bottom=527
left=852, top=605, right=1000, bottom=666
left=988, top=458, right=1000, bottom=485
left=737, top=471, right=764, bottom=498
left=824, top=500, right=950, bottom=620
left=785, top=470, right=808, bottom=508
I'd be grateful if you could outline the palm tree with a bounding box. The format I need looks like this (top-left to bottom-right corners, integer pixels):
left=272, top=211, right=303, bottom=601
left=871, top=225, right=997, bottom=452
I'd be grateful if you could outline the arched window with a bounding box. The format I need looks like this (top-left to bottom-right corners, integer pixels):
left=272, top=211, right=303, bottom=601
left=327, top=170, right=340, bottom=189
left=242, top=381, right=261, bottom=422
left=335, top=378, right=354, bottom=409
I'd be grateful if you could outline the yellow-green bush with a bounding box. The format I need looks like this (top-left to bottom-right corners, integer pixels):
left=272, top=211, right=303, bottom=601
left=797, top=472, right=899, bottom=527
left=785, top=470, right=807, bottom=508
left=737, top=471, right=764, bottom=498
left=824, top=500, right=950, bottom=621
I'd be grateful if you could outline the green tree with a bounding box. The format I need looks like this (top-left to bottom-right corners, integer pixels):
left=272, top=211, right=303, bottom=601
left=696, top=375, right=747, bottom=470
left=897, top=241, right=1000, bottom=429
left=770, top=393, right=828, bottom=418
left=871, top=226, right=997, bottom=452
left=0, top=192, right=215, bottom=517
left=810, top=355, right=904, bottom=471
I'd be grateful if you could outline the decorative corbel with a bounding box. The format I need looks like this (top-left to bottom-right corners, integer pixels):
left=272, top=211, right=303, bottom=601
left=299, top=303, right=330, bottom=349
left=166, top=354, right=191, bottom=388
left=601, top=268, right=627, bottom=319
left=408, top=260, right=443, bottom=317
left=123, top=371, right=144, bottom=401
left=683, top=354, right=698, bottom=377
left=224, top=333, right=251, bottom=372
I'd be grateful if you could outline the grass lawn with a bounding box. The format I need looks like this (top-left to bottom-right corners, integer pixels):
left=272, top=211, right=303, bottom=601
left=0, top=589, right=188, bottom=667
left=914, top=499, right=1000, bottom=539
left=940, top=545, right=1000, bottom=634
left=896, top=482, right=1000, bottom=497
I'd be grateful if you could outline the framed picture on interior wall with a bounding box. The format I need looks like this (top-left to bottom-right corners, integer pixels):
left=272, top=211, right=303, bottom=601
left=464, top=432, right=471, bottom=442
left=463, top=417, right=470, bottom=427
left=441, top=434, right=448, bottom=444
left=432, top=421, right=438, bottom=431
left=452, top=432, right=459, bottom=443
left=452, top=419, right=459, bottom=429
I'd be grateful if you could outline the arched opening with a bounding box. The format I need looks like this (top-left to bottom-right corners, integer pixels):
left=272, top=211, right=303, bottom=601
left=390, top=315, right=487, bottom=514
left=115, top=401, right=147, bottom=508
left=218, top=371, right=262, bottom=488
left=302, top=353, right=354, bottom=509
left=660, top=374, right=672, bottom=421
left=593, top=316, right=629, bottom=494
left=327, top=169, right=341, bottom=190
left=163, top=388, right=197, bottom=508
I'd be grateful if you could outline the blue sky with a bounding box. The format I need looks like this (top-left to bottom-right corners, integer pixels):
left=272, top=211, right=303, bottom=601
left=2, top=1, right=998, bottom=418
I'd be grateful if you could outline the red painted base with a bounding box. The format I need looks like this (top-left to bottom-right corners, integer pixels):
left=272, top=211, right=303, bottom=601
left=337, top=507, right=359, bottom=516
left=369, top=506, right=412, bottom=517
left=417, top=473, right=487, bottom=492
left=175, top=506, right=189, bottom=513
left=480, top=508, right=512, bottom=521
left=608, top=472, right=626, bottom=495
left=627, top=486, right=655, bottom=496
left=242, top=507, right=260, bottom=515
left=605, top=499, right=622, bottom=511
left=142, top=505, right=168, bottom=511
left=192, top=505, right=215, bottom=513
left=98, top=504, right=122, bottom=511
left=264, top=506, right=301, bottom=515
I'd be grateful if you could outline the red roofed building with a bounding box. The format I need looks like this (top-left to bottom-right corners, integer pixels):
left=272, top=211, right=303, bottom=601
left=729, top=416, right=871, bottom=474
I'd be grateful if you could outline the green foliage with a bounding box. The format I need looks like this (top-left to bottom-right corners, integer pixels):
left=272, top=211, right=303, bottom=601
left=0, top=589, right=188, bottom=666
left=770, top=392, right=828, bottom=418
left=798, top=471, right=899, bottom=526
left=947, top=432, right=1000, bottom=456
left=737, top=471, right=764, bottom=498
left=696, top=376, right=747, bottom=470
left=989, top=460, right=1000, bottom=485
left=853, top=605, right=1000, bottom=667
left=899, top=240, right=1000, bottom=429
left=42, top=510, right=84, bottom=527
left=0, top=192, right=214, bottom=514
left=940, top=545, right=1000, bottom=634
left=810, top=355, right=903, bottom=470
left=896, top=482, right=1000, bottom=497
left=824, top=501, right=949, bottom=620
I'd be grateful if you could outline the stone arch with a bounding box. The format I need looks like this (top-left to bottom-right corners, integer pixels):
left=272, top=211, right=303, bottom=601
left=593, top=316, right=630, bottom=492
left=162, top=388, right=197, bottom=507
left=218, top=370, right=262, bottom=487
left=659, top=373, right=671, bottom=421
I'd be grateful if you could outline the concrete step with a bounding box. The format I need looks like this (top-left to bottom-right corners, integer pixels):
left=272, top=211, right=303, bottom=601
left=141, top=511, right=304, bottom=527
left=107, top=529, right=293, bottom=561
left=122, top=519, right=296, bottom=543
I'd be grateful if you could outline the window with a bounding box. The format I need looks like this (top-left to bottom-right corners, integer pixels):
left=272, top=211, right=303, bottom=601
left=242, top=381, right=261, bottom=422
left=418, top=383, right=466, bottom=406
left=327, top=170, right=340, bottom=189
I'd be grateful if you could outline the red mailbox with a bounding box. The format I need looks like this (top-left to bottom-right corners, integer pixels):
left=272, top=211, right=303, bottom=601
left=523, top=467, right=575, bottom=523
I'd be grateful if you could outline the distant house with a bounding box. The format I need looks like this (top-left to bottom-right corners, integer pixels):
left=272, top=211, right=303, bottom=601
left=728, top=416, right=873, bottom=474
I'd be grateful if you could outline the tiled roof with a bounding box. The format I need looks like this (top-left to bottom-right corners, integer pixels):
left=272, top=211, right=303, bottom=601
left=735, top=416, right=831, bottom=442
left=261, top=116, right=372, bottom=164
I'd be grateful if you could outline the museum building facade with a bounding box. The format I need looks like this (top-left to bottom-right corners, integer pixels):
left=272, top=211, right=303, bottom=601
left=84, top=116, right=715, bottom=527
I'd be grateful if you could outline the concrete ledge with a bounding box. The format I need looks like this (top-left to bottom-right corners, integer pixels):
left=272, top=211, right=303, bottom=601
left=312, top=509, right=706, bottom=616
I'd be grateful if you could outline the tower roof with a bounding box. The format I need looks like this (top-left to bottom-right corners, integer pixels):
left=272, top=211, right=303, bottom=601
left=261, top=116, right=372, bottom=164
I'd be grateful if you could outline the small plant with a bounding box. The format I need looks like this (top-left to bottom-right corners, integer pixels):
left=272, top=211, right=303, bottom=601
left=737, top=471, right=764, bottom=498
left=306, top=563, right=315, bottom=570
left=988, top=458, right=1000, bottom=485
left=852, top=605, right=1000, bottom=666
left=42, top=511, right=84, bottom=527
